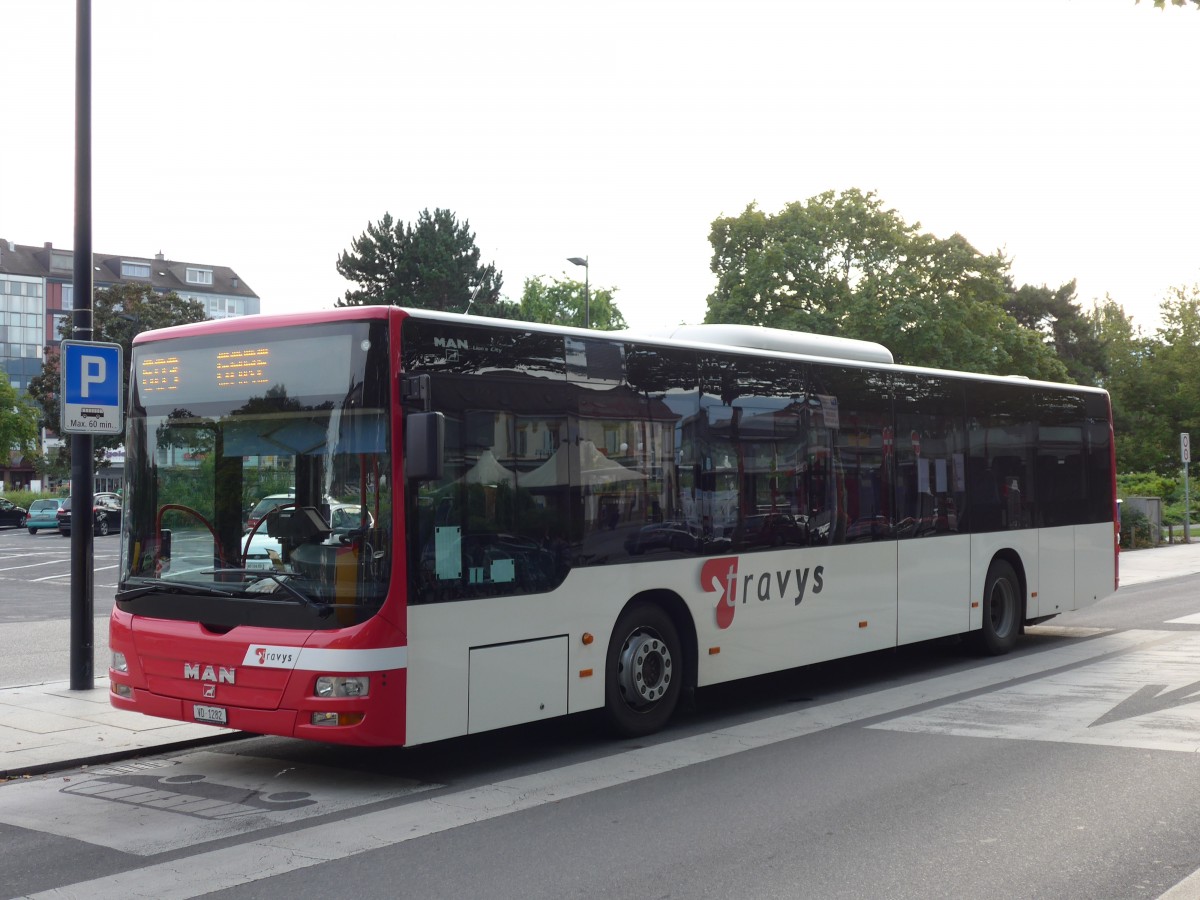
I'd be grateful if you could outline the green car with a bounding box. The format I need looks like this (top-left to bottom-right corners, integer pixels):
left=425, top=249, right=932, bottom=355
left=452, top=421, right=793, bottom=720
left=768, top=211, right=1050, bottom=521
left=25, top=498, right=68, bottom=534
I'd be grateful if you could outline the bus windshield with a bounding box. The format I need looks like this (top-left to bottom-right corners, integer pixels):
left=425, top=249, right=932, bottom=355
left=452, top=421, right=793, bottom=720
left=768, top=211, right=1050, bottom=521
left=118, top=319, right=393, bottom=630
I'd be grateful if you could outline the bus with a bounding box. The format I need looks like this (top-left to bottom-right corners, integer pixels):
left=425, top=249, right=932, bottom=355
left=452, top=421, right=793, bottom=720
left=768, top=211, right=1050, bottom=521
left=109, top=306, right=1118, bottom=746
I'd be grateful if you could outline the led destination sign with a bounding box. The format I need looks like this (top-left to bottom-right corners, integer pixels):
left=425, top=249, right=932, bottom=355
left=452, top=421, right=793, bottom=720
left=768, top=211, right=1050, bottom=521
left=136, top=335, right=352, bottom=407
left=216, top=347, right=271, bottom=391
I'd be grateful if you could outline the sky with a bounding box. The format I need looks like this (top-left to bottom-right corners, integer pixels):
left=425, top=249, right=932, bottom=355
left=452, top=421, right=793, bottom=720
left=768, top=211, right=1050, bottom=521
left=3, top=0, right=1198, bottom=336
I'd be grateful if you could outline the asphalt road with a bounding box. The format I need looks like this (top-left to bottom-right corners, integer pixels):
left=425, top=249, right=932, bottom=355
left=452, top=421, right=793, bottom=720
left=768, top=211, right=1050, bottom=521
left=0, top=522, right=118, bottom=686
left=4, top=564, right=1200, bottom=899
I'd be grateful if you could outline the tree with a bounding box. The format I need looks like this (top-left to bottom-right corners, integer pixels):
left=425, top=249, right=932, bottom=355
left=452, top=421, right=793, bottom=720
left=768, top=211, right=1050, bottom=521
left=1133, top=286, right=1200, bottom=473
left=0, top=367, right=40, bottom=469
left=1004, top=280, right=1107, bottom=386
left=27, top=283, right=208, bottom=469
left=1089, top=297, right=1159, bottom=472
left=336, top=208, right=514, bottom=317
left=705, top=189, right=1067, bottom=380
left=518, top=276, right=628, bottom=330
left=707, top=190, right=912, bottom=336
left=1089, top=288, right=1200, bottom=475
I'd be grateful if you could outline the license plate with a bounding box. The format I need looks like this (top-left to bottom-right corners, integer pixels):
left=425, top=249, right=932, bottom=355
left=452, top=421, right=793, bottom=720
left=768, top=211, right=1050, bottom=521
left=193, top=704, right=227, bottom=725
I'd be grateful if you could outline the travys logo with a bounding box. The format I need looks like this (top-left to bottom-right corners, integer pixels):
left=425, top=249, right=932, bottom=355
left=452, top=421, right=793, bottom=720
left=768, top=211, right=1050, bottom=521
left=700, top=556, right=825, bottom=630
left=242, top=645, right=299, bottom=668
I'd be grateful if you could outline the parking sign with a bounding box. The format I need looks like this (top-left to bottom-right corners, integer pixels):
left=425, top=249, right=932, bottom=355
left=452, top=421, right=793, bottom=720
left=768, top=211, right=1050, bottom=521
left=60, top=340, right=124, bottom=435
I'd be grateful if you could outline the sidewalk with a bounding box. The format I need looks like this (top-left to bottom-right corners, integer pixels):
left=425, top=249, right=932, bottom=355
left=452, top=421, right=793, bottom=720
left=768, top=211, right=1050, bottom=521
left=1117, top=539, right=1200, bottom=587
left=0, top=676, right=236, bottom=779
left=4, top=541, right=1200, bottom=779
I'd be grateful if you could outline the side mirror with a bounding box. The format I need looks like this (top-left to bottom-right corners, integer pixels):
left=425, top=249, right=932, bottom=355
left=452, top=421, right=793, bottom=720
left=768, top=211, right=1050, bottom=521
left=406, top=411, right=445, bottom=481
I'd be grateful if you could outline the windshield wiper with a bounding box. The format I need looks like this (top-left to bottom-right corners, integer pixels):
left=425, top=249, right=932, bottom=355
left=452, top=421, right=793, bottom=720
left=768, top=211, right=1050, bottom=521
left=117, top=581, right=239, bottom=602
left=200, top=569, right=334, bottom=618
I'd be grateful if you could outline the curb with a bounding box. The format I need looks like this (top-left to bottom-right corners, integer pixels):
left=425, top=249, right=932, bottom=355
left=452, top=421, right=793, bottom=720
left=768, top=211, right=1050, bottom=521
left=0, top=729, right=247, bottom=781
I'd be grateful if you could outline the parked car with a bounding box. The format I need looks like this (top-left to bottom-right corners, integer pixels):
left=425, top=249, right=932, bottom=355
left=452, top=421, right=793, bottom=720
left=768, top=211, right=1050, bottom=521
left=0, top=497, right=27, bottom=529
left=24, top=498, right=68, bottom=534
left=58, top=493, right=122, bottom=537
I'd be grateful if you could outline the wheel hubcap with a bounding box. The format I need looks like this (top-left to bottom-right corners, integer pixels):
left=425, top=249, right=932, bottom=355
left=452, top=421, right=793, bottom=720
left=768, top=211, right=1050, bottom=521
left=989, top=579, right=1015, bottom=634
left=617, top=631, right=673, bottom=708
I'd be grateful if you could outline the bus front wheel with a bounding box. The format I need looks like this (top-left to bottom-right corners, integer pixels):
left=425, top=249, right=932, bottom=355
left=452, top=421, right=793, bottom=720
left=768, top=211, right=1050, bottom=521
left=605, top=602, right=682, bottom=737
left=978, top=559, right=1021, bottom=655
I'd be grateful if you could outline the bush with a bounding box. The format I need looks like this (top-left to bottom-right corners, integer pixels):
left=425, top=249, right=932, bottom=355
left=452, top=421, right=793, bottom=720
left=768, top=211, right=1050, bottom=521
left=1163, top=500, right=1190, bottom=527
left=1119, top=470, right=1199, bottom=527
left=1120, top=507, right=1154, bottom=549
left=1118, top=472, right=1179, bottom=502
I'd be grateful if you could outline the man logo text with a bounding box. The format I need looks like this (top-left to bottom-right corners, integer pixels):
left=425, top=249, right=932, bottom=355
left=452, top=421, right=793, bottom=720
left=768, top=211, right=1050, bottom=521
left=183, top=664, right=236, bottom=684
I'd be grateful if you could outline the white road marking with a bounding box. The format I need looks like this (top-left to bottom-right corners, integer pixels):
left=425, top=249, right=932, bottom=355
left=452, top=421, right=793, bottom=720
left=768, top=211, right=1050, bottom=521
left=872, top=630, right=1200, bottom=752
left=1026, top=624, right=1111, bottom=638
left=23, top=629, right=1165, bottom=900
left=1, top=750, right=434, bottom=857
left=1165, top=612, right=1200, bottom=625
left=1159, top=865, right=1200, bottom=899
left=27, top=566, right=116, bottom=583
left=0, top=559, right=66, bottom=573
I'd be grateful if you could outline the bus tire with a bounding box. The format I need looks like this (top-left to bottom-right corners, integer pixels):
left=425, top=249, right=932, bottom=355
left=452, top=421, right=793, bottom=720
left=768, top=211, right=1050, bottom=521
left=978, top=559, right=1021, bottom=655
left=605, top=602, right=682, bottom=737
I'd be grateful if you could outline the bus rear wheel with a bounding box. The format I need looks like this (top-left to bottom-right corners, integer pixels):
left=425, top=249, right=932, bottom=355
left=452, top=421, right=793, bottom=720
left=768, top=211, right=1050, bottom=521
left=977, top=559, right=1021, bottom=655
left=605, top=602, right=682, bottom=737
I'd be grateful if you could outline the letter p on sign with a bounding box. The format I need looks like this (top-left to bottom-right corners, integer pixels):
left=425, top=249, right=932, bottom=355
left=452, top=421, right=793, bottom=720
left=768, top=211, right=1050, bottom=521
left=81, top=355, right=106, bottom=398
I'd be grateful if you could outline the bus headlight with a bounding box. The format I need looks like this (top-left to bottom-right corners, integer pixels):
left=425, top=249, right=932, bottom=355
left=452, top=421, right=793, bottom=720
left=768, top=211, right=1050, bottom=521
left=112, top=651, right=128, bottom=674
left=314, top=676, right=369, bottom=698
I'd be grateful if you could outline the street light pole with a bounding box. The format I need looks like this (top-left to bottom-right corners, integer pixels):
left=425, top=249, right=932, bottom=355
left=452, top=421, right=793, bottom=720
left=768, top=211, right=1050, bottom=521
left=567, top=256, right=589, bottom=329
left=70, top=0, right=95, bottom=692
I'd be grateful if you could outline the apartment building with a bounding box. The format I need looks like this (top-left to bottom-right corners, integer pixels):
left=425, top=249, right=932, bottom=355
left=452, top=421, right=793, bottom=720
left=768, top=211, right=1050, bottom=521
left=0, top=238, right=260, bottom=488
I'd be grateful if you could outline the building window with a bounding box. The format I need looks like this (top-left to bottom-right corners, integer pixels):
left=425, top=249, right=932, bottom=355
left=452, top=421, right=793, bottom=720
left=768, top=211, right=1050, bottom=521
left=186, top=268, right=213, bottom=285
left=121, top=261, right=151, bottom=278
left=62, top=284, right=74, bottom=310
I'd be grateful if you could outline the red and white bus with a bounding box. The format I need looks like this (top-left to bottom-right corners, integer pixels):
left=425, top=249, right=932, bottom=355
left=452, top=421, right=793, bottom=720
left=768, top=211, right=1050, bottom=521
left=109, top=307, right=1118, bottom=746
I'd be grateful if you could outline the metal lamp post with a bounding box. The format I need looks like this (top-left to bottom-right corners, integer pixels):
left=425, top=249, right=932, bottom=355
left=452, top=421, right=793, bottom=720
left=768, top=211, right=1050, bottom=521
left=71, top=0, right=95, bottom=691
left=567, top=256, right=589, bottom=329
